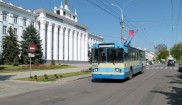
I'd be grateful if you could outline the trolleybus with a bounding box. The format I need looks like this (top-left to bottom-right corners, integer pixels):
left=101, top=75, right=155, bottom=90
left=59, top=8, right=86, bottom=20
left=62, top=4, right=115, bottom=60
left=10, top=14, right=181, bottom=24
left=91, top=42, right=146, bottom=80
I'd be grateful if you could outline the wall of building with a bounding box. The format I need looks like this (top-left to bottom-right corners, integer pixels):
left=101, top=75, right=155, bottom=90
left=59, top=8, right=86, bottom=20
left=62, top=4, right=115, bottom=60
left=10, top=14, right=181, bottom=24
left=0, top=1, right=103, bottom=64
left=0, top=1, right=35, bottom=54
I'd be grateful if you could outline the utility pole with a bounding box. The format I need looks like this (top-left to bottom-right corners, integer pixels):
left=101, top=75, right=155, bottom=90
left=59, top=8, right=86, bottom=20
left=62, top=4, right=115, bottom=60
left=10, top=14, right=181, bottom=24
left=112, top=0, right=133, bottom=44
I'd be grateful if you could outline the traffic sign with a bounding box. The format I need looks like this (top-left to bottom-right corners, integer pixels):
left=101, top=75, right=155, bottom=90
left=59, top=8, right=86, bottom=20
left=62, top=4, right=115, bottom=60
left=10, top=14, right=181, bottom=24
left=28, top=53, right=35, bottom=57
left=28, top=43, right=36, bottom=53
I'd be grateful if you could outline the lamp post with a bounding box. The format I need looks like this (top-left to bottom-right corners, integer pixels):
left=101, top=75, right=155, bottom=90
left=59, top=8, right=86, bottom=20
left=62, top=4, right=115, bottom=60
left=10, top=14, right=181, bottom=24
left=112, top=0, right=133, bottom=44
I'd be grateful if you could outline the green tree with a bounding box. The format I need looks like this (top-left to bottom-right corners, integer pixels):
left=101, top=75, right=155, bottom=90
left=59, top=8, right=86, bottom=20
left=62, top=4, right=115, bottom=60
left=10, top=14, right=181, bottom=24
left=170, top=42, right=182, bottom=61
left=20, top=24, right=43, bottom=64
left=159, top=49, right=169, bottom=59
left=13, top=56, right=19, bottom=66
left=2, top=26, right=19, bottom=64
left=154, top=43, right=167, bottom=54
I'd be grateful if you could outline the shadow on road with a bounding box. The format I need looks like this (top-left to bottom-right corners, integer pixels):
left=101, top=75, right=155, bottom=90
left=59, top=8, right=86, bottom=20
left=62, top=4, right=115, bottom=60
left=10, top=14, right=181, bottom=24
left=151, top=87, right=182, bottom=105
left=151, top=74, right=182, bottom=105
left=0, top=75, right=15, bottom=81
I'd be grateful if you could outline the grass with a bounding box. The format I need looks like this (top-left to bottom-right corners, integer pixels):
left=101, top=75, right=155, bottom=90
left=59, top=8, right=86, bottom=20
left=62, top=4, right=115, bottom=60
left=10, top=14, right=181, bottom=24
left=16, top=71, right=91, bottom=82
left=0, top=64, right=76, bottom=73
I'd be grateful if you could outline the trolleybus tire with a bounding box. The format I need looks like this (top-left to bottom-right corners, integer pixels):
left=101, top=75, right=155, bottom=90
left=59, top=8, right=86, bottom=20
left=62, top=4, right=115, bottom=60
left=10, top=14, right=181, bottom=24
left=129, top=70, right=133, bottom=80
left=140, top=65, right=144, bottom=74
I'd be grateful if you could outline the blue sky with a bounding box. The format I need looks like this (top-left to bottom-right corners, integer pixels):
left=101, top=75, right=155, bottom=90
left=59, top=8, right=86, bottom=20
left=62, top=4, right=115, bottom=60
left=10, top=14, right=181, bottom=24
left=4, top=0, right=182, bottom=51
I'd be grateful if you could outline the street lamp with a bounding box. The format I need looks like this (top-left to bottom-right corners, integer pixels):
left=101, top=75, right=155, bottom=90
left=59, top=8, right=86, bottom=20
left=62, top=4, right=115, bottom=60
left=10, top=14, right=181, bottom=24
left=112, top=0, right=133, bottom=44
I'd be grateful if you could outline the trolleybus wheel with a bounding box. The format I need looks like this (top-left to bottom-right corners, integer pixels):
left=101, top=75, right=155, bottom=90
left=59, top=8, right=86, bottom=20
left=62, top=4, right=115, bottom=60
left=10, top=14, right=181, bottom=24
left=129, top=70, right=133, bottom=80
left=140, top=65, right=144, bottom=74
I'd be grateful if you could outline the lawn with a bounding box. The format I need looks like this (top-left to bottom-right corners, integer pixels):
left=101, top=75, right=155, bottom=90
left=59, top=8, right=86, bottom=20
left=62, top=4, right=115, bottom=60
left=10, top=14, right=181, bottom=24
left=16, top=71, right=91, bottom=82
left=0, top=64, right=76, bottom=73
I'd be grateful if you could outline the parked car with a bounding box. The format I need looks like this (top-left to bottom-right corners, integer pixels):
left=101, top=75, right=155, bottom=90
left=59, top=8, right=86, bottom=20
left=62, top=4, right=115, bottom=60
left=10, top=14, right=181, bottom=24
left=167, top=60, right=175, bottom=66
left=178, top=63, right=182, bottom=72
left=146, top=61, right=153, bottom=66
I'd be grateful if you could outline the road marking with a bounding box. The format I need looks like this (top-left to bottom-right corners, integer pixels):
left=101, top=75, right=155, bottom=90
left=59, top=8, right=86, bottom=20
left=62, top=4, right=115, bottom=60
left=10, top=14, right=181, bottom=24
left=146, top=66, right=178, bottom=70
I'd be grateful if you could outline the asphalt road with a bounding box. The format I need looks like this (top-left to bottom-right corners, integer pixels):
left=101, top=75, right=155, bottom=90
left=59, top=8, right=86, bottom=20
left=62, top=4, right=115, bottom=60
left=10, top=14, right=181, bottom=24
left=0, top=64, right=182, bottom=105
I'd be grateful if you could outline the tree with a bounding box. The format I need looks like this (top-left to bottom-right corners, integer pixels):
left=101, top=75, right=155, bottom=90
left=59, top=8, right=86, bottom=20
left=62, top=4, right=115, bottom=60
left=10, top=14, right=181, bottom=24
left=20, top=24, right=43, bottom=64
left=159, top=49, right=169, bottom=59
left=154, top=43, right=167, bottom=54
left=170, top=42, right=182, bottom=61
left=2, top=26, right=19, bottom=64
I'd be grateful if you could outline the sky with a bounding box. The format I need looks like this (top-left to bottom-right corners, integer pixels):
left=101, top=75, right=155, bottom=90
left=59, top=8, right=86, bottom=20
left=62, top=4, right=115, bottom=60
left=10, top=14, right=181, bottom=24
left=4, top=0, right=182, bottom=52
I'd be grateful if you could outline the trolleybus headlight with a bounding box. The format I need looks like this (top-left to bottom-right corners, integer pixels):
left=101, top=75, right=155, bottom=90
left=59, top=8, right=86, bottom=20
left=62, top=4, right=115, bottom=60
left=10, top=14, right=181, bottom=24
left=115, top=68, right=119, bottom=72
left=95, top=68, right=98, bottom=72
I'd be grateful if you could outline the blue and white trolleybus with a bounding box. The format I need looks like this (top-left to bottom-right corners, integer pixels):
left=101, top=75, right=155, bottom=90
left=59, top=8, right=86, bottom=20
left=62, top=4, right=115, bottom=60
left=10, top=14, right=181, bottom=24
left=91, top=42, right=146, bottom=80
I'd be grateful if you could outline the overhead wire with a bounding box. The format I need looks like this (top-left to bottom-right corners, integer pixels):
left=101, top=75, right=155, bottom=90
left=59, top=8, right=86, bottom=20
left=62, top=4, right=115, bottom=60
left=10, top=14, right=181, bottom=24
left=175, top=0, right=182, bottom=43
left=86, top=0, right=120, bottom=20
left=86, top=0, right=160, bottom=50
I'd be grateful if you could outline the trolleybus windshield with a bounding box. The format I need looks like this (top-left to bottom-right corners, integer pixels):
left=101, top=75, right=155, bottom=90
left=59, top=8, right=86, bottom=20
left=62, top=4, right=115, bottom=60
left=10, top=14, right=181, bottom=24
left=92, top=48, right=124, bottom=63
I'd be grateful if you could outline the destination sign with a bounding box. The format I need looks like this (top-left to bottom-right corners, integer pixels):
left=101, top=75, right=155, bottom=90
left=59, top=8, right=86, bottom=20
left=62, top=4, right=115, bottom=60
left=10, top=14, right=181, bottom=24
left=99, top=44, right=114, bottom=48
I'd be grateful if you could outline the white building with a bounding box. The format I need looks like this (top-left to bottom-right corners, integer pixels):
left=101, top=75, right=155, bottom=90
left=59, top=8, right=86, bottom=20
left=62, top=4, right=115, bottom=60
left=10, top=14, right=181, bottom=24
left=0, top=0, right=35, bottom=54
left=88, top=33, right=104, bottom=52
left=0, top=0, right=103, bottom=63
left=144, top=49, right=156, bottom=61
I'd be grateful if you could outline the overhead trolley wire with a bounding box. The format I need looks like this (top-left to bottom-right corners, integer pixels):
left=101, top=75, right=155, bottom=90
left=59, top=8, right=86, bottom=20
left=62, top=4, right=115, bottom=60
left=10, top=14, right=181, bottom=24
left=86, top=0, right=120, bottom=20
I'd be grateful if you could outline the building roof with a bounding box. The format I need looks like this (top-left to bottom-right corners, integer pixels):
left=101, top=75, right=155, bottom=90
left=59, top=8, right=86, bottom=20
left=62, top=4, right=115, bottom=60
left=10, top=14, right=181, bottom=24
left=34, top=9, right=88, bottom=31
left=0, top=1, right=35, bottom=16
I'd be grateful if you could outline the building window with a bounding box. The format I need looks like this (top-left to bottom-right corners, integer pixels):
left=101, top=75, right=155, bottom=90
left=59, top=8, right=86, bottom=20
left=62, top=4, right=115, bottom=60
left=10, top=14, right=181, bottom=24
left=3, top=14, right=7, bottom=21
left=63, top=11, right=66, bottom=16
left=23, top=18, right=26, bottom=26
left=14, top=28, right=17, bottom=35
left=14, top=16, right=18, bottom=24
left=3, top=26, right=7, bottom=34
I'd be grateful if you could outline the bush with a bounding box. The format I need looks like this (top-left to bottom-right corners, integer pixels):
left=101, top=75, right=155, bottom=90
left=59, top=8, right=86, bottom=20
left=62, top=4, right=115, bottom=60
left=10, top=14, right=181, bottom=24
left=34, top=75, right=38, bottom=79
left=29, top=76, right=33, bottom=79
left=45, top=76, right=48, bottom=79
left=54, top=74, right=58, bottom=79
left=60, top=75, right=63, bottom=78
left=34, top=58, right=40, bottom=65
left=44, top=74, right=48, bottom=79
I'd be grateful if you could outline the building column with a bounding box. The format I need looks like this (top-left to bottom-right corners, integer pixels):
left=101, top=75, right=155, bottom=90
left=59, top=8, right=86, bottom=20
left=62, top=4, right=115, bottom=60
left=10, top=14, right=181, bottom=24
left=84, top=33, right=88, bottom=61
left=39, top=20, right=46, bottom=59
left=73, top=31, right=77, bottom=61
left=0, top=11, right=3, bottom=54
left=77, top=32, right=81, bottom=61
left=8, top=13, right=13, bottom=27
left=47, top=22, right=52, bottom=60
left=81, top=33, right=84, bottom=61
left=69, top=29, right=73, bottom=61
left=18, top=17, right=23, bottom=42
left=53, top=24, right=58, bottom=60
left=59, top=26, right=63, bottom=61
left=35, top=21, right=39, bottom=31
left=64, top=27, right=69, bottom=61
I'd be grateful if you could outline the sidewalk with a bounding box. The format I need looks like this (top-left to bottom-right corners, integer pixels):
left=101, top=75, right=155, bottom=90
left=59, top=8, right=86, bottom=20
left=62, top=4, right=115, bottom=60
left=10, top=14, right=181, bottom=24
left=0, top=63, right=92, bottom=98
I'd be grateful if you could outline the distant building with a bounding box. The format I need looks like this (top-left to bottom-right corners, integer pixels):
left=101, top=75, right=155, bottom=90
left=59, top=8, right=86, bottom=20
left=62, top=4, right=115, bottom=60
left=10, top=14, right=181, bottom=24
left=88, top=33, right=104, bottom=52
left=144, top=48, right=156, bottom=61
left=0, top=0, right=103, bottom=63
